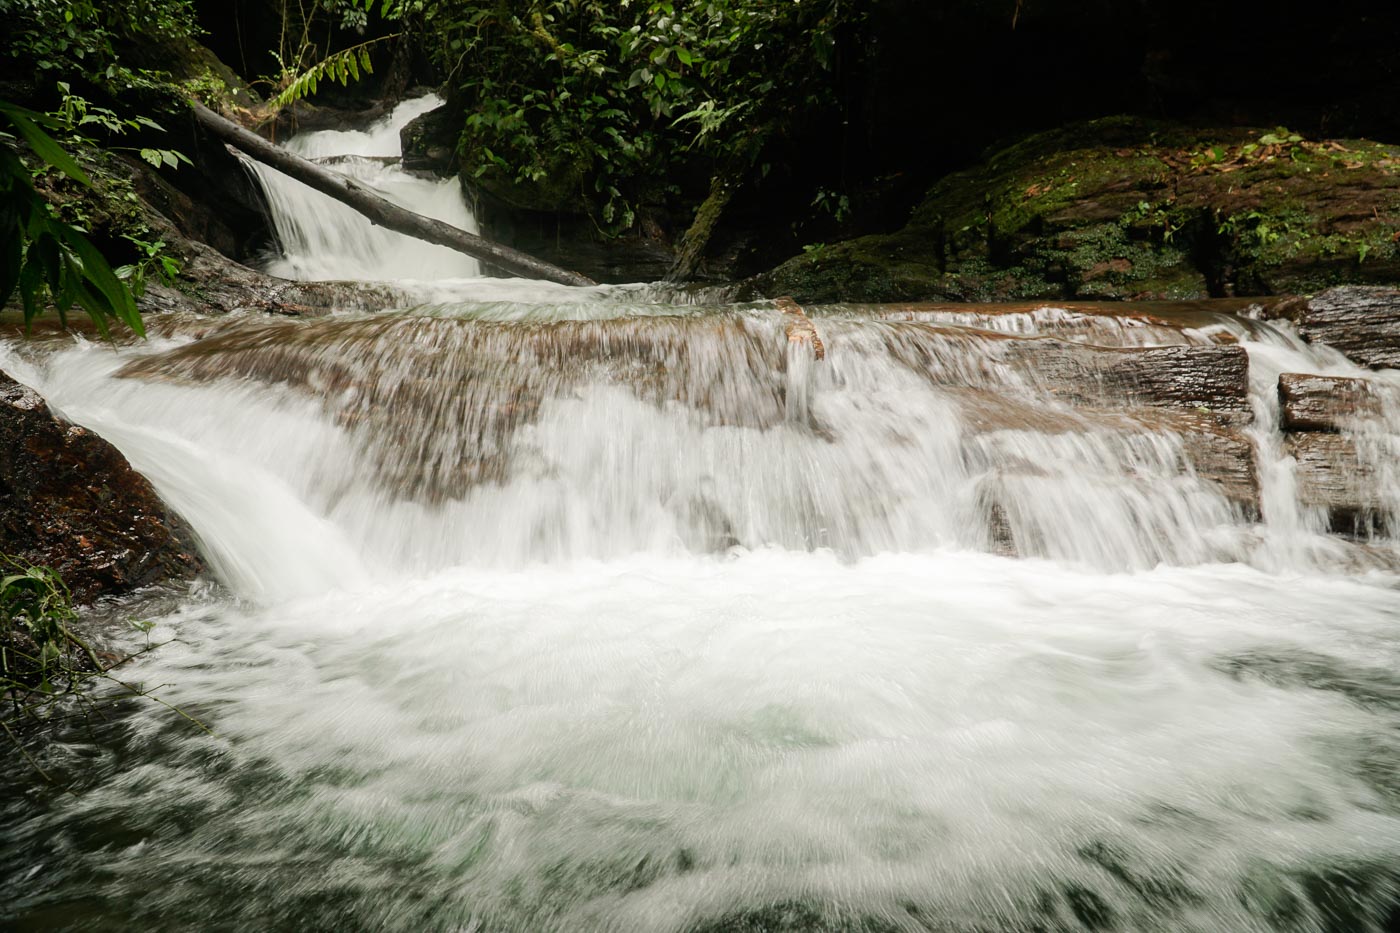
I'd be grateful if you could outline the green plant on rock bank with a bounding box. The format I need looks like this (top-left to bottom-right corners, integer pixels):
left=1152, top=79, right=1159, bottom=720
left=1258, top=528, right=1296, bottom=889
left=755, top=116, right=1400, bottom=303
left=0, top=100, right=144, bottom=336
left=1, top=555, right=210, bottom=787
left=44, top=84, right=187, bottom=296
left=1, top=558, right=82, bottom=696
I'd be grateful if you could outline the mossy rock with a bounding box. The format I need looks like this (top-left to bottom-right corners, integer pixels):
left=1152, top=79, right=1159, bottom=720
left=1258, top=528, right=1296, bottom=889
left=757, top=116, right=1400, bottom=302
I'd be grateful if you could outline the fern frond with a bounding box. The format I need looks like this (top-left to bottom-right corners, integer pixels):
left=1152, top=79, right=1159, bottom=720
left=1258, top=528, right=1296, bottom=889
left=272, top=36, right=398, bottom=111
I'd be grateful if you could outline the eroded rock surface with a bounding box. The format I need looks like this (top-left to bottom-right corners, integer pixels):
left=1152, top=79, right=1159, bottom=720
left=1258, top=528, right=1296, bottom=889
left=1279, top=372, right=1386, bottom=432
left=1010, top=343, right=1250, bottom=416
left=1287, top=432, right=1381, bottom=513
left=1, top=371, right=202, bottom=603
left=1295, top=287, right=1400, bottom=370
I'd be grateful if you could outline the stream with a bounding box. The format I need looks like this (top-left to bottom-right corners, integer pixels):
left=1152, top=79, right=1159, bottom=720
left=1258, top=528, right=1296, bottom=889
left=3, top=97, right=1400, bottom=932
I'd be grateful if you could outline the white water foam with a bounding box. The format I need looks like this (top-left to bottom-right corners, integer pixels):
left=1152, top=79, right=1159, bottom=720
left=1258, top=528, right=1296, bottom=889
left=4, top=97, right=1400, bottom=933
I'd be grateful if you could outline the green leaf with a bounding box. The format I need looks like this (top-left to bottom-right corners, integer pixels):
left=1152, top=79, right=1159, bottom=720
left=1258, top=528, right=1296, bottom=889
left=18, top=255, right=42, bottom=328
left=140, top=148, right=163, bottom=167
left=0, top=108, right=90, bottom=185
left=0, top=219, right=20, bottom=309
left=60, top=224, right=143, bottom=335
left=72, top=280, right=114, bottom=340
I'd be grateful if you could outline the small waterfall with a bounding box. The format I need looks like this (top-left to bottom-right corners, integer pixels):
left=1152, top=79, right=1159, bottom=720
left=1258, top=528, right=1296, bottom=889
left=6, top=103, right=1400, bottom=933
left=242, top=95, right=482, bottom=282
left=5, top=298, right=1390, bottom=590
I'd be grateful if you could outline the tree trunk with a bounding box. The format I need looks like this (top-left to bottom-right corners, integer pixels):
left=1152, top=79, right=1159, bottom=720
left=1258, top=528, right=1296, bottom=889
left=189, top=101, right=597, bottom=287
left=667, top=168, right=737, bottom=283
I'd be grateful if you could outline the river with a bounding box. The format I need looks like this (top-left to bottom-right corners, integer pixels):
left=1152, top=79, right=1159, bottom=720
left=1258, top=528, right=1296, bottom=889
left=3, top=97, right=1400, bottom=932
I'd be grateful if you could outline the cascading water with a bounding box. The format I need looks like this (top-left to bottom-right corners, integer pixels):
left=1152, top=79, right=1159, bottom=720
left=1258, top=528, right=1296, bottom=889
left=243, top=96, right=482, bottom=281
left=4, top=99, right=1400, bottom=932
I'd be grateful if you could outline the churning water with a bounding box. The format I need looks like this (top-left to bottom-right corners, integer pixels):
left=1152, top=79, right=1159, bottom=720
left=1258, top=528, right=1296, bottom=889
left=4, top=99, right=1400, bottom=932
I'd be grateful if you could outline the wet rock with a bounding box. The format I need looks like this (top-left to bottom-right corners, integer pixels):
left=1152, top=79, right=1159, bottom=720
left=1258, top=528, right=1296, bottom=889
left=1286, top=432, right=1388, bottom=528
left=399, top=104, right=458, bottom=176
left=1009, top=343, right=1252, bottom=417
left=1295, top=286, right=1400, bottom=369
left=1171, top=414, right=1260, bottom=511
left=0, top=371, right=202, bottom=603
left=137, top=242, right=398, bottom=318
left=470, top=185, right=680, bottom=284
left=1279, top=372, right=1385, bottom=432
left=265, top=99, right=396, bottom=138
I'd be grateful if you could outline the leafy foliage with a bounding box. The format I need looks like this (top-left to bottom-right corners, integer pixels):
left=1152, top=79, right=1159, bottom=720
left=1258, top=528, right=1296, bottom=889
left=0, top=558, right=80, bottom=695
left=0, top=0, right=198, bottom=90
left=1, top=555, right=212, bottom=788
left=399, top=0, right=864, bottom=229
left=0, top=101, right=145, bottom=336
left=263, top=0, right=400, bottom=105
left=271, top=38, right=388, bottom=109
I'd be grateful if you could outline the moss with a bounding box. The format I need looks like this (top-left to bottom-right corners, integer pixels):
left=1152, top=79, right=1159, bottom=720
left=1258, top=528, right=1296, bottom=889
left=755, top=117, right=1400, bottom=303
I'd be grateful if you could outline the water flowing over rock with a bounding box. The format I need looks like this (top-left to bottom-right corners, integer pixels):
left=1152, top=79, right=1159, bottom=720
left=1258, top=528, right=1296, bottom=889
left=100, top=299, right=1286, bottom=573
left=6, top=96, right=1400, bottom=933
left=0, top=370, right=201, bottom=603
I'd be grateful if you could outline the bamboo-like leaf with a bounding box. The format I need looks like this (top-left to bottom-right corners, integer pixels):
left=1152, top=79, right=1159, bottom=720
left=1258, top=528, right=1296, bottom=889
left=73, top=281, right=114, bottom=340
left=18, top=256, right=42, bottom=328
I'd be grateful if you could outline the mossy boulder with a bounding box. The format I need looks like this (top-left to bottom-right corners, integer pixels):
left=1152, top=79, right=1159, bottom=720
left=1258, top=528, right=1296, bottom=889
left=754, top=117, right=1400, bottom=302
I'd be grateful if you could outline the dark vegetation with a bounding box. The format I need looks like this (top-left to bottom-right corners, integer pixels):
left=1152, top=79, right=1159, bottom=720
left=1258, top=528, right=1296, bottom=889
left=3, top=0, right=1400, bottom=293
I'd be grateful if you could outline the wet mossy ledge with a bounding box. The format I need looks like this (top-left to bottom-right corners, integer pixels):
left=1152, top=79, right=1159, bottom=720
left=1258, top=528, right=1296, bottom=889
left=750, top=117, right=1400, bottom=303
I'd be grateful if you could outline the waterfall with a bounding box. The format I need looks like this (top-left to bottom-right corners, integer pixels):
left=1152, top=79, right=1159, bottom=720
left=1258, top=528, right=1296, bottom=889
left=241, top=95, right=482, bottom=282
left=4, top=99, right=1400, bottom=933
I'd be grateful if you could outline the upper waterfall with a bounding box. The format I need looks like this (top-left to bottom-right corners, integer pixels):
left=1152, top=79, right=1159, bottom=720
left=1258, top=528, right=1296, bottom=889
left=242, top=95, right=483, bottom=282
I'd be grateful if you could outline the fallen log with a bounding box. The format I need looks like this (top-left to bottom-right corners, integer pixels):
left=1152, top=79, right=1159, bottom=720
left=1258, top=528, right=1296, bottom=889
left=189, top=101, right=597, bottom=288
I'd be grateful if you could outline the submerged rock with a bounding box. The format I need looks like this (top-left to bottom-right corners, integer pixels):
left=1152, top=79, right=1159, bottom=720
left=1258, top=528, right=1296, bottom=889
left=753, top=117, right=1400, bottom=303
left=0, top=371, right=202, bottom=603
